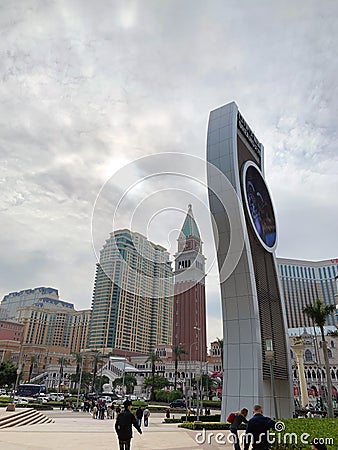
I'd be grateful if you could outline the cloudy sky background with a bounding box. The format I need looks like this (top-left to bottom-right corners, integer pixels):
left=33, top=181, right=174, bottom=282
left=1, top=0, right=338, bottom=344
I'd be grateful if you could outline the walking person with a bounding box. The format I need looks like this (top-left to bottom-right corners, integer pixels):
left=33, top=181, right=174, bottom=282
left=115, top=399, right=142, bottom=450
left=244, top=405, right=276, bottom=450
left=143, top=407, right=150, bottom=427
left=136, top=406, right=143, bottom=428
left=230, top=408, right=248, bottom=450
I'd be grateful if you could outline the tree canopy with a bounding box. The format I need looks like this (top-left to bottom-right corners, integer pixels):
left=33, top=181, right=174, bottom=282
left=0, top=361, right=17, bottom=387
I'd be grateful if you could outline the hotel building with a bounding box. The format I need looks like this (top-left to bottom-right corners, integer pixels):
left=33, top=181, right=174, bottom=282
left=277, top=258, right=338, bottom=329
left=88, top=229, right=173, bottom=354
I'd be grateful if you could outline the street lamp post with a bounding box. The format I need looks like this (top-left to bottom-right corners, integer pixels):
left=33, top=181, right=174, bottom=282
left=187, top=341, right=198, bottom=411
left=76, top=354, right=84, bottom=410
left=265, top=339, right=278, bottom=419
left=194, top=326, right=203, bottom=421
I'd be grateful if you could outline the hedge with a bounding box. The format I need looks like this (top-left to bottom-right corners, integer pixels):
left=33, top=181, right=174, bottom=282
left=179, top=422, right=246, bottom=430
left=179, top=418, right=337, bottom=449
left=180, top=414, right=221, bottom=423
left=270, top=418, right=337, bottom=450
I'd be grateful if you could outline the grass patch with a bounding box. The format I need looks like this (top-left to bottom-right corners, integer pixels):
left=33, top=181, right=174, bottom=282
left=179, top=418, right=337, bottom=449
left=271, top=418, right=337, bottom=450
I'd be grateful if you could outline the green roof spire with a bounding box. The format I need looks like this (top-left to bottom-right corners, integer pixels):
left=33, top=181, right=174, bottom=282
left=180, top=204, right=200, bottom=240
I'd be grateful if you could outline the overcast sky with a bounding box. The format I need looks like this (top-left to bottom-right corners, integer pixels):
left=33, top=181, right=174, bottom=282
left=1, top=1, right=337, bottom=345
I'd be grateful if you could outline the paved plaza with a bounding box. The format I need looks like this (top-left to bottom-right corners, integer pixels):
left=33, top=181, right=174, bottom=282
left=0, top=409, right=238, bottom=450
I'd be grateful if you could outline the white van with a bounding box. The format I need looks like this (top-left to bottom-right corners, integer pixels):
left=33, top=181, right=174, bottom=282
left=47, top=392, right=64, bottom=401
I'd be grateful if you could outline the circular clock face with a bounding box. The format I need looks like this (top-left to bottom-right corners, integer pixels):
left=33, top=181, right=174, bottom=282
left=242, top=162, right=277, bottom=252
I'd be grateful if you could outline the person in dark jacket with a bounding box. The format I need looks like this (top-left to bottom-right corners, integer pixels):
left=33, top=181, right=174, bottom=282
left=136, top=406, right=143, bottom=427
left=244, top=405, right=276, bottom=450
left=115, top=399, right=142, bottom=450
left=230, top=408, right=248, bottom=450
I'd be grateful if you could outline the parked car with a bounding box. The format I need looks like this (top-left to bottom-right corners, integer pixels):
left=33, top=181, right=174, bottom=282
left=14, top=397, right=29, bottom=404
left=47, top=393, right=64, bottom=401
left=169, top=399, right=186, bottom=408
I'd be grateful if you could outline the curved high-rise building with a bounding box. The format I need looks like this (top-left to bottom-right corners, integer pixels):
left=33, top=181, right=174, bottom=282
left=88, top=229, right=173, bottom=354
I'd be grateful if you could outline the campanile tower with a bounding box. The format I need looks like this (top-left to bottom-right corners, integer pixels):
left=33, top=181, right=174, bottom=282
left=173, top=204, right=207, bottom=361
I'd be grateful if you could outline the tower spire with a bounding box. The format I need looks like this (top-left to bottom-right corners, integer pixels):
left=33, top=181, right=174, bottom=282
left=179, top=204, right=201, bottom=241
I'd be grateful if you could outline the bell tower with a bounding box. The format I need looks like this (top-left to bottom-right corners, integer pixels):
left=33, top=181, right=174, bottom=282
left=173, top=204, right=207, bottom=361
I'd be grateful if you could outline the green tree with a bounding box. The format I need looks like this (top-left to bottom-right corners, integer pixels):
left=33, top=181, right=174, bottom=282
left=57, top=357, right=70, bottom=392
left=143, top=375, right=171, bottom=390
left=72, top=352, right=83, bottom=390
left=90, top=351, right=103, bottom=393
left=173, top=345, right=187, bottom=391
left=146, top=350, right=162, bottom=401
left=68, top=371, right=92, bottom=391
left=113, top=374, right=137, bottom=394
left=303, top=299, right=336, bottom=418
left=95, top=375, right=109, bottom=392
left=0, top=361, right=17, bottom=387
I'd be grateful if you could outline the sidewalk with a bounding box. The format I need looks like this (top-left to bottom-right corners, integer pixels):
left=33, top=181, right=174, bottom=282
left=0, top=409, right=237, bottom=449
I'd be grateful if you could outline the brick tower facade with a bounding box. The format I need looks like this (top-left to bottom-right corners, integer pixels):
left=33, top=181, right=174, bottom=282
left=173, top=205, right=207, bottom=361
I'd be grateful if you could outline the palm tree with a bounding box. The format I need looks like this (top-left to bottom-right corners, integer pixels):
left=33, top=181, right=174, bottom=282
left=28, top=356, right=37, bottom=382
left=146, top=350, right=162, bottom=401
left=303, top=299, right=335, bottom=418
left=216, top=337, right=224, bottom=372
left=113, top=374, right=137, bottom=394
left=57, top=357, right=70, bottom=393
left=91, top=350, right=103, bottom=393
left=72, top=352, right=83, bottom=390
left=173, top=345, right=187, bottom=390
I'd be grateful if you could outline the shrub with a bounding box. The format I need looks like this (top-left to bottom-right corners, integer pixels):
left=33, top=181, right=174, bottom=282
left=163, top=418, right=182, bottom=423
left=181, top=414, right=221, bottom=423
left=154, top=390, right=170, bottom=402
left=179, top=422, right=232, bottom=430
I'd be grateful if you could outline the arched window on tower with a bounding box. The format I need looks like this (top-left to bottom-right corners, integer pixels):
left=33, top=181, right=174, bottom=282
left=304, top=349, right=313, bottom=362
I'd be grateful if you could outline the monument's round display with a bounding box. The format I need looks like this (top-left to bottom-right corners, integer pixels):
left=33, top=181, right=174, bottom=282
left=242, top=162, right=277, bottom=251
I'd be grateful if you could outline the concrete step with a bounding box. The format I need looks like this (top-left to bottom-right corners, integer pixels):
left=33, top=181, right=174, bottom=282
left=0, top=408, right=54, bottom=428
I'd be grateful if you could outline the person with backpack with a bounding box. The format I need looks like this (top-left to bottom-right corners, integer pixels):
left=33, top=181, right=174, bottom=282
left=229, top=408, right=248, bottom=450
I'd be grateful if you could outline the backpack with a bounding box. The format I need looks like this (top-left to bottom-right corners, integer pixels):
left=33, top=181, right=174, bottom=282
left=227, top=412, right=236, bottom=423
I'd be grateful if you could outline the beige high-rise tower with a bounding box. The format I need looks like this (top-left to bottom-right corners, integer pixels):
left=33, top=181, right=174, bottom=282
left=88, top=229, right=173, bottom=354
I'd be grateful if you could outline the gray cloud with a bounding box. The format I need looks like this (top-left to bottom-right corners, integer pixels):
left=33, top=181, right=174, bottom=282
left=1, top=0, right=338, bottom=344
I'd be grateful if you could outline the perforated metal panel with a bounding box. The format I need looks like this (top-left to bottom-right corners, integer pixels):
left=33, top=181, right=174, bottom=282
left=237, top=134, right=288, bottom=380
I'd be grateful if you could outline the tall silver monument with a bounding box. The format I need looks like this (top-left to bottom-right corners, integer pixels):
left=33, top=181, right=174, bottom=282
left=207, top=102, right=292, bottom=419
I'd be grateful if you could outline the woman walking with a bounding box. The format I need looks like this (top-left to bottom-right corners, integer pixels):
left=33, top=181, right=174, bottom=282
left=230, top=408, right=248, bottom=450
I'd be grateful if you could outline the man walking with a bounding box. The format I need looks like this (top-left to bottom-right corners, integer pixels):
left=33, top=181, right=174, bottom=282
left=115, top=399, right=142, bottom=450
left=244, top=405, right=276, bottom=450
left=136, top=406, right=143, bottom=427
